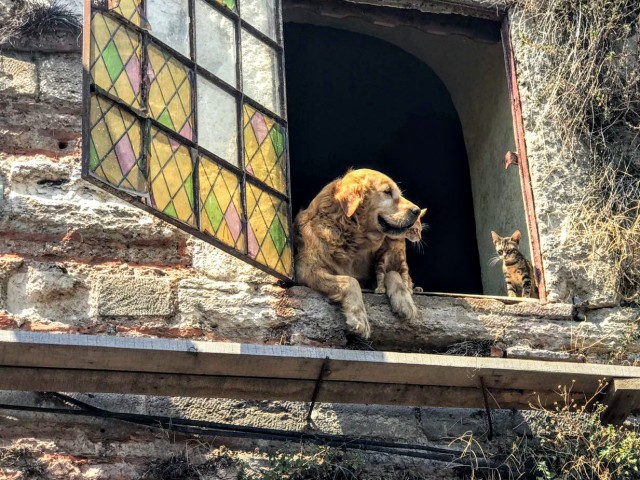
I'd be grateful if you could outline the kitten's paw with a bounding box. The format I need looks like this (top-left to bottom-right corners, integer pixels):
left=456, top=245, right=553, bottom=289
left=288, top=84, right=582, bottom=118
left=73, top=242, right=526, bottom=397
left=413, top=286, right=424, bottom=293
left=374, top=286, right=386, bottom=294
left=343, top=304, right=371, bottom=340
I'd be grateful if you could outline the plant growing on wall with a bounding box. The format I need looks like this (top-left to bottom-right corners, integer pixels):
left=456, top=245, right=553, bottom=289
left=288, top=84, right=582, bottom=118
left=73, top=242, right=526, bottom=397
left=512, top=0, right=640, bottom=300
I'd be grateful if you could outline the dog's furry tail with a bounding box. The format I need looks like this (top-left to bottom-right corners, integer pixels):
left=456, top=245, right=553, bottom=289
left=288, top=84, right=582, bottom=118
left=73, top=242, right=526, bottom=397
left=385, top=271, right=418, bottom=320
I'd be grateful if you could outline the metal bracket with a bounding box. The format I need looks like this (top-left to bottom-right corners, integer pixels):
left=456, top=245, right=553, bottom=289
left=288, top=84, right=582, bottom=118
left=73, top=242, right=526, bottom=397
left=504, top=150, right=519, bottom=169
left=306, top=356, right=331, bottom=424
left=479, top=376, right=494, bottom=441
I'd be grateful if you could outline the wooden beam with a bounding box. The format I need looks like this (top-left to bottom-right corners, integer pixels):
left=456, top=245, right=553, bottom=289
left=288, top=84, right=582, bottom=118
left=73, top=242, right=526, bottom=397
left=0, top=366, right=579, bottom=410
left=0, top=331, right=639, bottom=411
left=601, top=379, right=640, bottom=425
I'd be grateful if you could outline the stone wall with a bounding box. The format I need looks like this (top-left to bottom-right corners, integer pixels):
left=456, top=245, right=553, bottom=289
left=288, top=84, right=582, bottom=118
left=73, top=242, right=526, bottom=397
left=0, top=0, right=639, bottom=478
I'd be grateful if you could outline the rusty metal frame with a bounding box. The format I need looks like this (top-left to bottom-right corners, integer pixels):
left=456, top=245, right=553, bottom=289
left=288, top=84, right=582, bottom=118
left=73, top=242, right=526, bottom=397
left=501, top=17, right=547, bottom=303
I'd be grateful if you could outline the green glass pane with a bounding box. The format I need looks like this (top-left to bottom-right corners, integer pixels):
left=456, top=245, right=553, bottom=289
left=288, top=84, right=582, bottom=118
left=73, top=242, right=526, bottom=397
left=164, top=201, right=178, bottom=218
left=103, top=40, right=124, bottom=82
left=204, top=193, right=224, bottom=231
left=184, top=174, right=194, bottom=208
left=269, top=127, right=284, bottom=156
left=269, top=214, right=286, bottom=255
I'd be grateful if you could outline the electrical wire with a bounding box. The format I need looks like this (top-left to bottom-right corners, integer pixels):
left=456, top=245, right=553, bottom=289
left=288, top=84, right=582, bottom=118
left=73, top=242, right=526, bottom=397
left=0, top=393, right=505, bottom=472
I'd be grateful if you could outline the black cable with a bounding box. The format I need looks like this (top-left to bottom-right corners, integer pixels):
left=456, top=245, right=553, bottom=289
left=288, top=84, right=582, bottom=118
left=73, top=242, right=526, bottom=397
left=0, top=399, right=505, bottom=472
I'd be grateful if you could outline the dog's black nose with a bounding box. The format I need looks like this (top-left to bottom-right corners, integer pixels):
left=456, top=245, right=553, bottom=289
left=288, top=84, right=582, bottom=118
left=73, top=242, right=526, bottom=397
left=411, top=207, right=420, bottom=216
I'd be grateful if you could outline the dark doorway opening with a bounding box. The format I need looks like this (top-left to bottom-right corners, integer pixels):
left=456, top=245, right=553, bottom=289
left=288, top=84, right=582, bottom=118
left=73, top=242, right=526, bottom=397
left=284, top=23, right=482, bottom=294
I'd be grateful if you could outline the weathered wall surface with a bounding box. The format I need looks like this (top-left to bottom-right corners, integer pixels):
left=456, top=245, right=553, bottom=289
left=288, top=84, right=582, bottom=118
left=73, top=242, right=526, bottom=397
left=0, top=0, right=639, bottom=478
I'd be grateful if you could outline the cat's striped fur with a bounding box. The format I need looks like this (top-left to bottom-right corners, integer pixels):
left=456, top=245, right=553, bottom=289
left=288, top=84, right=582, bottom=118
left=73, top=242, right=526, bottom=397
left=491, top=230, right=538, bottom=298
left=375, top=208, right=427, bottom=294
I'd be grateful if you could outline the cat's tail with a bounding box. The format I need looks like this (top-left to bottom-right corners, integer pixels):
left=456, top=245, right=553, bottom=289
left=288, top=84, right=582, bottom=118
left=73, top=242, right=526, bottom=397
left=385, top=271, right=418, bottom=320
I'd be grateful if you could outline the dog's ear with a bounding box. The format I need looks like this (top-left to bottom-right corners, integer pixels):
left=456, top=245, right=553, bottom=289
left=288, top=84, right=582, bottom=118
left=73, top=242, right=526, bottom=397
left=335, top=179, right=364, bottom=218
left=510, top=230, right=522, bottom=244
left=491, top=231, right=500, bottom=244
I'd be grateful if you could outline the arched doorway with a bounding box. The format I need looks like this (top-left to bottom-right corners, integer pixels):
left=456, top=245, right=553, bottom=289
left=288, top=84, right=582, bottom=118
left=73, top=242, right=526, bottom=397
left=285, top=23, right=483, bottom=294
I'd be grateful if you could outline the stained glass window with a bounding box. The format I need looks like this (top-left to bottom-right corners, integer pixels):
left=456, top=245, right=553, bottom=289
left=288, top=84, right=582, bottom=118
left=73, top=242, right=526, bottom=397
left=83, top=0, right=293, bottom=281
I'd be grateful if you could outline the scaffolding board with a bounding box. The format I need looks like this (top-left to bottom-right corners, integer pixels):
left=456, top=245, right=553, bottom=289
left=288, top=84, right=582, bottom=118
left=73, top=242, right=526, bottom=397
left=0, top=331, right=639, bottom=422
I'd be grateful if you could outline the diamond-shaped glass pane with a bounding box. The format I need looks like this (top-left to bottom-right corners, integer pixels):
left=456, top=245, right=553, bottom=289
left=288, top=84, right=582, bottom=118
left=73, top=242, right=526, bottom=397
left=241, top=28, right=281, bottom=117
left=197, top=75, right=238, bottom=165
left=89, top=94, right=146, bottom=193
left=90, top=12, right=142, bottom=109
left=108, top=0, right=145, bottom=27
left=215, top=0, right=236, bottom=11
left=241, top=0, right=278, bottom=42
left=199, top=155, right=245, bottom=251
left=243, top=104, right=286, bottom=193
left=147, top=43, right=194, bottom=141
left=195, top=0, right=236, bottom=87
left=246, top=183, right=292, bottom=277
left=148, top=128, right=195, bottom=226
left=146, top=0, right=190, bottom=57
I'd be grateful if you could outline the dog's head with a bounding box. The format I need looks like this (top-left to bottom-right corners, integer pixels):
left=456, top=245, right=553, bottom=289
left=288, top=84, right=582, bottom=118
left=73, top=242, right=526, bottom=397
left=335, top=169, right=421, bottom=239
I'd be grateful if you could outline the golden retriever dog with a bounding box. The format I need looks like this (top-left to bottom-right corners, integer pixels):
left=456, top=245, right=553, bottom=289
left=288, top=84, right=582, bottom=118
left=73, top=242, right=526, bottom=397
left=294, top=169, right=421, bottom=339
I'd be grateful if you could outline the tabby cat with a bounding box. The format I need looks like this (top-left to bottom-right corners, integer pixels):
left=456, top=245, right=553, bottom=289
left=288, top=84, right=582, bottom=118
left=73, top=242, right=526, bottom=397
left=375, top=208, right=427, bottom=294
left=491, top=230, right=538, bottom=298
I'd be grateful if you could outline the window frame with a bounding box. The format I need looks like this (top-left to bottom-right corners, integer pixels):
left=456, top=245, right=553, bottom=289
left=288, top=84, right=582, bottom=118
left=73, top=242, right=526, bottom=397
left=81, top=0, right=546, bottom=300
left=81, top=0, right=295, bottom=284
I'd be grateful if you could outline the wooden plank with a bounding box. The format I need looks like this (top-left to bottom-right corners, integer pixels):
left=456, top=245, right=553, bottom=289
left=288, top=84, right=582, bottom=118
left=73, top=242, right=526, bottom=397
left=601, top=379, right=640, bottom=424
left=1, top=332, right=639, bottom=395
left=0, top=366, right=580, bottom=410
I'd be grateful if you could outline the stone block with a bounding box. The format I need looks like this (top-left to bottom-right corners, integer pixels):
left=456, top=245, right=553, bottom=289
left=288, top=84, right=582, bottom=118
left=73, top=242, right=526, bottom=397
left=0, top=53, right=37, bottom=96
left=96, top=274, right=174, bottom=316
left=6, top=262, right=90, bottom=322
left=190, top=238, right=274, bottom=284
left=38, top=53, right=82, bottom=105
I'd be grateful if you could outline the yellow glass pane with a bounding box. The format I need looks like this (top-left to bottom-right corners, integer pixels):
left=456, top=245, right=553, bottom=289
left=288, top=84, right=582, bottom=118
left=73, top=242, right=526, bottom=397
left=89, top=95, right=146, bottom=193
left=148, top=128, right=195, bottom=226
left=199, top=156, right=245, bottom=251
left=246, top=183, right=291, bottom=276
left=109, top=0, right=143, bottom=26
left=90, top=12, right=142, bottom=109
left=243, top=104, right=287, bottom=193
left=147, top=44, right=193, bottom=140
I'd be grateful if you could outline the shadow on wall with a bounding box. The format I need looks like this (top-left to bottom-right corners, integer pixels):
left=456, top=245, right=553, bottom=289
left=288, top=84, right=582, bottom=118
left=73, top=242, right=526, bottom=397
left=285, top=23, right=482, bottom=294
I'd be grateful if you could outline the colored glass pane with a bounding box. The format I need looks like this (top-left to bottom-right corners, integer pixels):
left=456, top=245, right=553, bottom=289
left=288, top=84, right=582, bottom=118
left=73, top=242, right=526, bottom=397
left=241, top=28, right=281, bottom=116
left=241, top=0, right=278, bottom=42
left=90, top=12, right=142, bottom=109
left=147, top=43, right=194, bottom=141
left=108, top=0, right=145, bottom=27
left=148, top=128, right=195, bottom=226
left=199, top=156, right=245, bottom=251
left=215, top=0, right=236, bottom=11
left=146, top=0, right=190, bottom=57
left=195, top=0, right=236, bottom=87
left=88, top=94, right=146, bottom=193
left=197, top=75, right=238, bottom=165
left=243, top=104, right=286, bottom=193
left=246, top=183, right=292, bottom=276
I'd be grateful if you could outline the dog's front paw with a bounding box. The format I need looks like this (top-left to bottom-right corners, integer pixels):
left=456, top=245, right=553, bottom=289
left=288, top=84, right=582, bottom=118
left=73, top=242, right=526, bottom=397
left=390, top=293, right=418, bottom=320
left=344, top=305, right=371, bottom=340
left=413, top=286, right=423, bottom=293
left=385, top=271, right=418, bottom=320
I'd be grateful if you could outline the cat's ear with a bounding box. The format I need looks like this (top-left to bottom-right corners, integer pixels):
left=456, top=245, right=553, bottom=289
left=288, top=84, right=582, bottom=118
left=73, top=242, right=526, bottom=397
left=491, top=231, right=500, bottom=244
left=335, top=178, right=364, bottom=218
left=511, top=230, right=522, bottom=243
left=419, top=208, right=427, bottom=219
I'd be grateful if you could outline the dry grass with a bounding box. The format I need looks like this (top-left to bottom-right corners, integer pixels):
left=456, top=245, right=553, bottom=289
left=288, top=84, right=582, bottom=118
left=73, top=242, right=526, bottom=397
left=512, top=0, right=640, bottom=300
left=0, top=0, right=81, bottom=46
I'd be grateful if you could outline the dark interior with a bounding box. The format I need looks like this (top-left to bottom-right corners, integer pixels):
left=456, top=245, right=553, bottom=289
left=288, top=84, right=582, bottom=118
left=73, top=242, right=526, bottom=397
left=284, top=24, right=483, bottom=294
